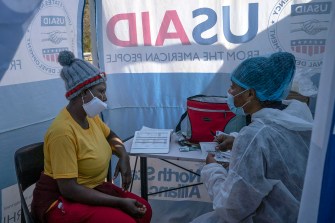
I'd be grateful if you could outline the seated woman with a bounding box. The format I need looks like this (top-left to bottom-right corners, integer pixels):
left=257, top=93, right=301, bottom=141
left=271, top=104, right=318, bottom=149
left=191, top=52, right=313, bottom=223
left=31, top=50, right=152, bottom=223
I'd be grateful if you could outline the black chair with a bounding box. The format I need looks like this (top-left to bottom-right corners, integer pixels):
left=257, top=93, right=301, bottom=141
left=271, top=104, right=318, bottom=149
left=14, top=142, right=44, bottom=223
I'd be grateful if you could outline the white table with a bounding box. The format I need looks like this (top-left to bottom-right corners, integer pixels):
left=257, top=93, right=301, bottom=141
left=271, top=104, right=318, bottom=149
left=124, top=133, right=207, bottom=200
left=124, top=133, right=207, bottom=161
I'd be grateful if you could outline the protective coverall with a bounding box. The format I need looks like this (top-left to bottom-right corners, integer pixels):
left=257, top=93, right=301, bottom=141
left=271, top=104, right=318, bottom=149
left=191, top=99, right=313, bottom=223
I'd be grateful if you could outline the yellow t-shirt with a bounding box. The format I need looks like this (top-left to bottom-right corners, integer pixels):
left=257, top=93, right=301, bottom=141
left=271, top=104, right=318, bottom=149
left=44, top=108, right=112, bottom=188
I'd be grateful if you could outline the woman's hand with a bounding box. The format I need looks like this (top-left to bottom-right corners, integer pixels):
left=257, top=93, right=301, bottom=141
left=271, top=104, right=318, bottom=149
left=113, top=156, right=132, bottom=191
left=119, top=198, right=147, bottom=218
left=214, top=134, right=235, bottom=151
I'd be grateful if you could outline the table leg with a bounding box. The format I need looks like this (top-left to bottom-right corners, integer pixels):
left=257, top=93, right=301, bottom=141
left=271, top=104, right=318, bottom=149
left=140, top=157, right=148, bottom=200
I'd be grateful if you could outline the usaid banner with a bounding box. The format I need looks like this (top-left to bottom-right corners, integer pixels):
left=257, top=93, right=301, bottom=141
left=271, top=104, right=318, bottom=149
left=298, top=8, right=335, bottom=222
left=0, top=0, right=84, bottom=86
left=97, top=0, right=332, bottom=96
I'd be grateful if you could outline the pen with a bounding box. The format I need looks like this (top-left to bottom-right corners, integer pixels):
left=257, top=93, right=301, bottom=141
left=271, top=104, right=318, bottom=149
left=210, top=130, right=218, bottom=141
left=210, top=130, right=215, bottom=136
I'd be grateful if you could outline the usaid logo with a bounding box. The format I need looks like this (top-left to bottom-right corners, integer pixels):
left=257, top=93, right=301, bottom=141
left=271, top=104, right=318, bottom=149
left=267, top=1, right=331, bottom=68
left=25, top=0, right=75, bottom=75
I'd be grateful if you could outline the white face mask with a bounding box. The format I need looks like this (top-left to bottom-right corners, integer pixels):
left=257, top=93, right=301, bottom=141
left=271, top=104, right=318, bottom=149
left=82, top=90, right=107, bottom=118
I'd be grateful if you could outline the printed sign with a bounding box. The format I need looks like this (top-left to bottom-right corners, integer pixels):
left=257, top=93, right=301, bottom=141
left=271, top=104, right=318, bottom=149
left=268, top=1, right=331, bottom=68
left=2, top=184, right=34, bottom=223
left=0, top=0, right=83, bottom=86
left=130, top=157, right=211, bottom=202
left=97, top=0, right=332, bottom=96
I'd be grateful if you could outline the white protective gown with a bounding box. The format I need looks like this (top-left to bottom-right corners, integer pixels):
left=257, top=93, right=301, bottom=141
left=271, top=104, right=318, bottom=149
left=191, top=100, right=313, bottom=223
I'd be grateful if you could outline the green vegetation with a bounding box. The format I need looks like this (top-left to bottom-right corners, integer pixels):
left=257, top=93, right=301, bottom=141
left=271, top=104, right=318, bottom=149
left=83, top=0, right=91, bottom=53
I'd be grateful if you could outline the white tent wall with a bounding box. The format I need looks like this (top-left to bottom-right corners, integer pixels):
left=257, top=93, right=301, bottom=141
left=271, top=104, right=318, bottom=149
left=298, top=5, right=335, bottom=222
left=101, top=73, right=232, bottom=139
left=0, top=0, right=85, bottom=221
left=0, top=74, right=67, bottom=221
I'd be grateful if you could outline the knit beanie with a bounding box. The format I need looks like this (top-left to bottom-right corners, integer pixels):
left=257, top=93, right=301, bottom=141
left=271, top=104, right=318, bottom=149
left=231, top=52, right=295, bottom=101
left=58, top=50, right=106, bottom=100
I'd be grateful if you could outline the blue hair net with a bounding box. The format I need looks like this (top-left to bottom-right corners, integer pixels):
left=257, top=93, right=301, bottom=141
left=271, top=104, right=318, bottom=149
left=231, top=52, right=296, bottom=101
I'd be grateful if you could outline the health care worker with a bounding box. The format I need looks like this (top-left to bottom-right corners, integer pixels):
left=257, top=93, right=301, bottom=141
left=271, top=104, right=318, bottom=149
left=191, top=52, right=313, bottom=223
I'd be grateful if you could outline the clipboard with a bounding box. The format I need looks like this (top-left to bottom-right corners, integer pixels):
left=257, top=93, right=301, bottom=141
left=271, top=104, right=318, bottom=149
left=130, top=128, right=173, bottom=154
left=199, top=142, right=231, bottom=162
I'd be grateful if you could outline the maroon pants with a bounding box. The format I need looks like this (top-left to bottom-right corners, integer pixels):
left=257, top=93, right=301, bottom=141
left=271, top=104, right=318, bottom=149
left=46, top=182, right=152, bottom=223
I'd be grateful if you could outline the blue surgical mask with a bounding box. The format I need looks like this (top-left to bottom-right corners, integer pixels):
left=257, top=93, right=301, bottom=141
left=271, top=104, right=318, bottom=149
left=227, top=89, right=249, bottom=116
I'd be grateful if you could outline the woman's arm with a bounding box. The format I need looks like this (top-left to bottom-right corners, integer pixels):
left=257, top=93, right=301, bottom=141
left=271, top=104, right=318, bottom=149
left=106, top=131, right=132, bottom=190
left=107, top=130, right=128, bottom=158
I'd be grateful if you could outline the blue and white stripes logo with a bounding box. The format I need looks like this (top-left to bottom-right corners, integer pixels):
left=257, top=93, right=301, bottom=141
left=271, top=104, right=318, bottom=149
left=25, top=0, right=75, bottom=75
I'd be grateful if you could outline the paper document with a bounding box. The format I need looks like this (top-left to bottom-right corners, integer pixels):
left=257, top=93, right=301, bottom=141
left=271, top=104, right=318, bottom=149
left=200, top=142, right=231, bottom=163
left=130, top=127, right=173, bottom=154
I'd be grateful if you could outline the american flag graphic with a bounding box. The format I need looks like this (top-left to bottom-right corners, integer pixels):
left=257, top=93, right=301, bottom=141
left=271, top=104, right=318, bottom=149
left=42, top=47, right=68, bottom=62
left=291, top=39, right=326, bottom=56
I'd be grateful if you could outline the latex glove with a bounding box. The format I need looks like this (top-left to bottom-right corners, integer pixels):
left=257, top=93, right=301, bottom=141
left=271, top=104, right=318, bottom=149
left=206, top=153, right=217, bottom=164
left=214, top=134, right=235, bottom=151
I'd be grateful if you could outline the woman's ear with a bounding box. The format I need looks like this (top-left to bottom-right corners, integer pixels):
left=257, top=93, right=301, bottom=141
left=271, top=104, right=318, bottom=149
left=248, top=89, right=257, bottom=100
left=81, top=90, right=89, bottom=99
left=83, top=89, right=90, bottom=95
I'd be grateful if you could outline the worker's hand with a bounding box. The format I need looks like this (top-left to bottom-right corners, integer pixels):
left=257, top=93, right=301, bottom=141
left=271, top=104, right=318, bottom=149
left=218, top=162, right=229, bottom=169
left=206, top=153, right=217, bottom=164
left=214, top=134, right=235, bottom=151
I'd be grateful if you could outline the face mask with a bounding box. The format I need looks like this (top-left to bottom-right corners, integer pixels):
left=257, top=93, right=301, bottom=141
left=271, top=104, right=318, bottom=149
left=227, top=89, right=249, bottom=116
left=82, top=90, right=107, bottom=118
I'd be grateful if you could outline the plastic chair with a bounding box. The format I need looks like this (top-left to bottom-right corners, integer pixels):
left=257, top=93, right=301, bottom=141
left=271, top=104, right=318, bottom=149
left=13, top=142, right=120, bottom=222
left=14, top=142, right=44, bottom=223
